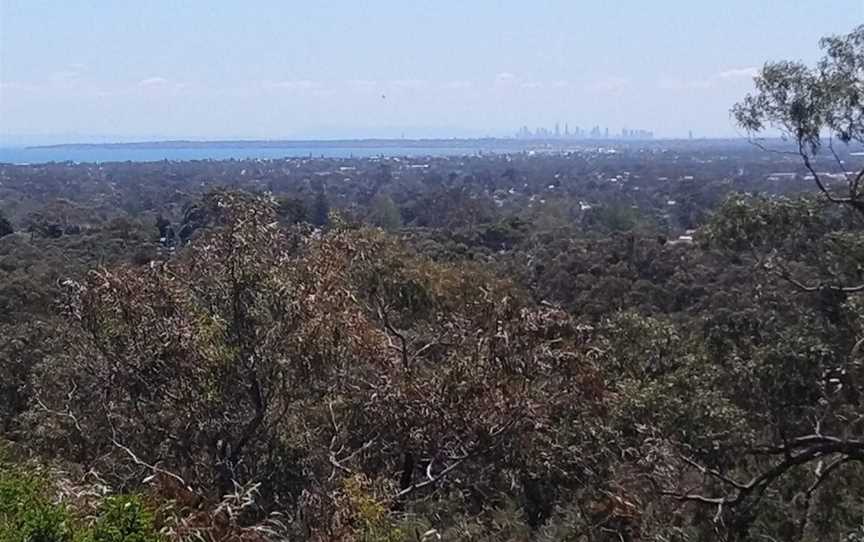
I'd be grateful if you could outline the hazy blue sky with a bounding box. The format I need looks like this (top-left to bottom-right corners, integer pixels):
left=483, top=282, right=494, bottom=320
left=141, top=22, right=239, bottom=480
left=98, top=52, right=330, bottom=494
left=1, top=1, right=862, bottom=142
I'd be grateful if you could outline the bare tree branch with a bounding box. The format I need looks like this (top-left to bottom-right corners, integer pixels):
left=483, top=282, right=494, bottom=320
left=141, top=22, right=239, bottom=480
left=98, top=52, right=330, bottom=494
left=110, top=429, right=191, bottom=490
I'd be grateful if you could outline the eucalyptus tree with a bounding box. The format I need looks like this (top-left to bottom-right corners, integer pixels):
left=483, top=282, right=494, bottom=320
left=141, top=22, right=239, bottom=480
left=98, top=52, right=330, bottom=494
left=653, top=25, right=864, bottom=540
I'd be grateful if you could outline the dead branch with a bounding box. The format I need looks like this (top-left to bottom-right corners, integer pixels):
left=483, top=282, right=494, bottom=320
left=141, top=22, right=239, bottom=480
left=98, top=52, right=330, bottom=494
left=109, top=428, right=191, bottom=491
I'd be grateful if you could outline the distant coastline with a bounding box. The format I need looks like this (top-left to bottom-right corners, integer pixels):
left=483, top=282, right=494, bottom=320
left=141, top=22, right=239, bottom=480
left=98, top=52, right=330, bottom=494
left=28, top=137, right=740, bottom=151
left=29, top=138, right=511, bottom=150
left=1, top=137, right=763, bottom=166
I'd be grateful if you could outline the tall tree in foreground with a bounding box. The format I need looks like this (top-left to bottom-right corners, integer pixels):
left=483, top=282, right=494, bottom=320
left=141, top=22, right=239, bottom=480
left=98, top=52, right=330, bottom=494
left=733, top=24, right=864, bottom=217
left=654, top=25, right=864, bottom=540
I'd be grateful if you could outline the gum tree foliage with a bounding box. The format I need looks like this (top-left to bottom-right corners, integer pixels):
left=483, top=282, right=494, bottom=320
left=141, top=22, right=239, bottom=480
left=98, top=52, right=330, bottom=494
left=733, top=24, right=864, bottom=216
left=31, top=191, right=631, bottom=538
left=641, top=25, right=864, bottom=540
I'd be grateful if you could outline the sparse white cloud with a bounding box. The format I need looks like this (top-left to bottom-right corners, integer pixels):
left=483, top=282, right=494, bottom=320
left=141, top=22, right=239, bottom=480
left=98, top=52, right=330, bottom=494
left=133, top=77, right=192, bottom=96
left=138, top=76, right=169, bottom=88
left=587, top=76, right=630, bottom=93
left=659, top=67, right=758, bottom=91
left=268, top=79, right=321, bottom=91
left=0, top=81, right=29, bottom=91
left=658, top=77, right=711, bottom=90
left=716, top=66, right=759, bottom=80
left=49, top=70, right=82, bottom=82
left=443, top=80, right=473, bottom=89
left=521, top=81, right=544, bottom=89
left=390, top=79, right=428, bottom=90
left=347, top=79, right=378, bottom=90
left=495, top=72, right=517, bottom=83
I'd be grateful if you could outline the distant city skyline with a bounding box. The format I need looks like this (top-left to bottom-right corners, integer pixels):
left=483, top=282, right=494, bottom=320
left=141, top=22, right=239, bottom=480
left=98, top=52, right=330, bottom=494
left=2, top=1, right=863, bottom=144
left=514, top=123, right=654, bottom=140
